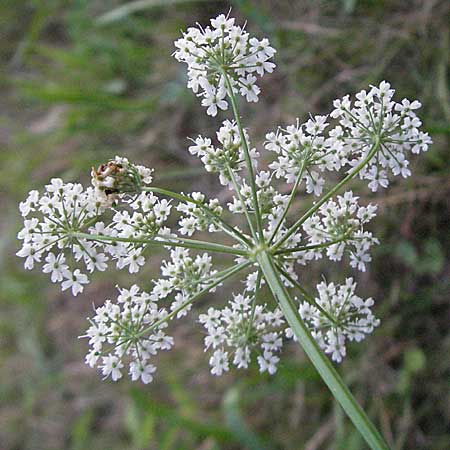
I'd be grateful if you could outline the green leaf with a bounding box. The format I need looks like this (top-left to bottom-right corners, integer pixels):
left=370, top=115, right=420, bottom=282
left=70, top=408, right=94, bottom=450
left=394, top=241, right=418, bottom=267
left=222, top=386, right=271, bottom=450
left=129, top=387, right=235, bottom=444
left=96, top=0, right=213, bottom=26
left=404, top=347, right=426, bottom=374
left=417, top=238, right=445, bottom=275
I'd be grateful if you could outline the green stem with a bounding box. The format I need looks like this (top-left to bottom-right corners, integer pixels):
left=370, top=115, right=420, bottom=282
left=73, top=232, right=248, bottom=257
left=268, top=161, right=306, bottom=245
left=142, top=186, right=252, bottom=247
left=273, top=235, right=348, bottom=256
left=273, top=137, right=381, bottom=251
left=137, top=260, right=252, bottom=337
left=227, top=165, right=258, bottom=241
left=273, top=262, right=338, bottom=325
left=222, top=71, right=264, bottom=241
left=256, top=251, right=389, bottom=450
left=227, top=165, right=257, bottom=241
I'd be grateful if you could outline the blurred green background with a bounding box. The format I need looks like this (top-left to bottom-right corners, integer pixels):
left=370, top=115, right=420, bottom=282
left=1, top=1, right=449, bottom=449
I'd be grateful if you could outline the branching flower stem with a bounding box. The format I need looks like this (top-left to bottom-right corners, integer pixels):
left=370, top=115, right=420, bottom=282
left=222, top=71, right=264, bottom=242
left=142, top=186, right=252, bottom=247
left=268, top=161, right=306, bottom=245
left=136, top=260, right=252, bottom=338
left=273, top=137, right=382, bottom=251
left=72, top=232, right=248, bottom=257
left=273, top=234, right=351, bottom=256
left=226, top=165, right=258, bottom=241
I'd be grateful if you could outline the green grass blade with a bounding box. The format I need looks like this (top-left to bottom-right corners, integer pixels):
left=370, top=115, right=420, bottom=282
left=96, top=0, right=214, bottom=26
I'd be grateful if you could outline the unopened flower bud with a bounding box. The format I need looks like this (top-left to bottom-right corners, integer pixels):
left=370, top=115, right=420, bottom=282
left=91, top=156, right=153, bottom=206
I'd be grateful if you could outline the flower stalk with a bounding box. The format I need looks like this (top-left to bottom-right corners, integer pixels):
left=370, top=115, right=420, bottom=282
left=257, top=250, right=389, bottom=450
left=273, top=136, right=382, bottom=251
left=222, top=71, right=264, bottom=241
left=73, top=231, right=248, bottom=257
left=143, top=186, right=252, bottom=246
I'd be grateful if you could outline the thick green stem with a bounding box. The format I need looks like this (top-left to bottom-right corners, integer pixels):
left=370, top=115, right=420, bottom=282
left=73, top=232, right=248, bottom=257
left=256, top=251, right=389, bottom=450
left=142, top=186, right=252, bottom=247
left=222, top=71, right=264, bottom=241
left=273, top=137, right=381, bottom=251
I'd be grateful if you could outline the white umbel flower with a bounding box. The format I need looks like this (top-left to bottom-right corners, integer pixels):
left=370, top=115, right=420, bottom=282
left=199, top=292, right=285, bottom=375
left=329, top=81, right=432, bottom=191
left=174, top=13, right=276, bottom=115
left=82, top=285, right=174, bottom=383
left=18, top=13, right=432, bottom=385
left=16, top=179, right=107, bottom=295
left=295, top=278, right=380, bottom=363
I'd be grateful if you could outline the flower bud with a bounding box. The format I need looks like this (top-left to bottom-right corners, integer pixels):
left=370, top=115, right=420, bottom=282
left=91, top=156, right=153, bottom=206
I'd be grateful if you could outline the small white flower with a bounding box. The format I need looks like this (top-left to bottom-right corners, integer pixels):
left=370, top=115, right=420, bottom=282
left=201, top=89, right=228, bottom=117
left=210, top=349, right=229, bottom=376
left=257, top=351, right=279, bottom=375
left=16, top=244, right=41, bottom=270
left=129, top=361, right=156, bottom=384
left=61, top=269, right=89, bottom=296
left=42, top=253, right=68, bottom=282
left=120, top=249, right=145, bottom=274
left=239, top=75, right=260, bottom=102
left=101, top=355, right=123, bottom=381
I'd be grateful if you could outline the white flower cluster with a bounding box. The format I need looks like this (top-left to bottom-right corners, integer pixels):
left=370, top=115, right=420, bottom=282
left=17, top=162, right=171, bottom=294
left=177, top=192, right=223, bottom=236
left=330, top=81, right=432, bottom=191
left=199, top=292, right=285, bottom=375
left=83, top=285, right=173, bottom=383
left=302, top=191, right=379, bottom=272
left=297, top=278, right=380, bottom=363
left=154, top=248, right=217, bottom=319
left=266, top=81, right=432, bottom=194
left=267, top=116, right=345, bottom=196
left=102, top=191, right=172, bottom=273
left=174, top=13, right=276, bottom=115
left=84, top=248, right=219, bottom=383
left=189, top=120, right=258, bottom=186
left=17, top=179, right=106, bottom=295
